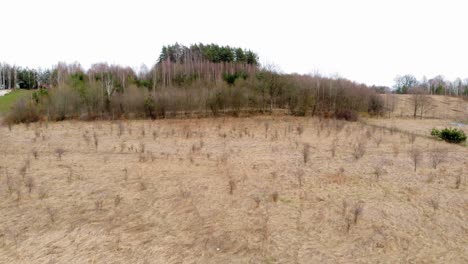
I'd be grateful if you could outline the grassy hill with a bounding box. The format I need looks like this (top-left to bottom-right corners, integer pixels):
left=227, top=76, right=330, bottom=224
left=0, top=89, right=33, bottom=114
left=0, top=117, right=466, bottom=263
left=382, top=94, right=468, bottom=121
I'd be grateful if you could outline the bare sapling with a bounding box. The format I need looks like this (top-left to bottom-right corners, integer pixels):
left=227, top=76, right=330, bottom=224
left=55, top=148, right=65, bottom=160
left=352, top=140, right=366, bottom=160
left=408, top=147, right=422, bottom=172
left=429, top=146, right=447, bottom=169
left=303, top=143, right=311, bottom=164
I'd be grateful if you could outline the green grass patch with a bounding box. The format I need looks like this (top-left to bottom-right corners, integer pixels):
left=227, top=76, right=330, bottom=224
left=0, top=89, right=34, bottom=114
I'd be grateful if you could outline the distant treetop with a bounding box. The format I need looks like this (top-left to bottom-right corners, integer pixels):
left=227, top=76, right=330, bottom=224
left=158, top=43, right=259, bottom=65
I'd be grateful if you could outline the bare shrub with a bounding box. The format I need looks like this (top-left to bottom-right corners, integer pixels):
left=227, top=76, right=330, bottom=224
left=55, top=148, right=65, bottom=160
left=120, top=142, right=126, bottom=153
left=408, top=147, right=423, bottom=172
left=365, top=129, right=372, bottom=139
left=114, top=195, right=122, bottom=207
left=183, top=125, right=192, bottom=139
left=297, top=124, right=304, bottom=136
left=15, top=189, right=22, bottom=202
left=191, top=143, right=201, bottom=154
left=342, top=200, right=348, bottom=217
left=123, top=168, right=128, bottom=182
left=19, top=163, right=27, bottom=180
left=426, top=172, right=436, bottom=183
left=38, top=188, right=47, bottom=200
left=302, top=143, right=311, bottom=164
left=345, top=217, right=352, bottom=233
left=335, top=121, right=346, bottom=133
left=95, top=199, right=104, bottom=211
left=455, top=170, right=462, bottom=189
left=271, top=129, right=279, bottom=141
left=46, top=85, right=83, bottom=121
left=374, top=134, right=383, bottom=147
left=296, top=170, right=304, bottom=187
left=93, top=132, right=99, bottom=150
left=228, top=180, right=236, bottom=195
left=392, top=143, right=400, bottom=157
left=66, top=167, right=74, bottom=183
left=253, top=197, right=261, bottom=208
left=219, top=132, right=227, bottom=139
left=24, top=176, right=34, bottom=194
left=353, top=203, right=363, bottom=224
left=339, top=166, right=345, bottom=176
left=330, top=138, right=338, bottom=157
left=271, top=192, right=279, bottom=203
left=408, top=133, right=417, bottom=144
left=335, top=109, right=358, bottom=121
left=138, top=152, right=147, bottom=162
left=373, top=166, right=384, bottom=180
left=7, top=228, right=20, bottom=250
left=32, top=149, right=38, bottom=159
left=342, top=201, right=364, bottom=233
left=429, top=198, right=439, bottom=210
left=429, top=147, right=447, bottom=169
left=83, top=131, right=91, bottom=145
left=34, top=129, right=41, bottom=139
left=149, top=151, right=156, bottom=162
left=219, top=152, right=229, bottom=165
left=264, top=122, right=270, bottom=138
left=46, top=207, right=56, bottom=223
left=5, top=98, right=41, bottom=125
left=118, top=122, right=125, bottom=137
left=6, top=171, right=15, bottom=195
left=352, top=140, right=366, bottom=160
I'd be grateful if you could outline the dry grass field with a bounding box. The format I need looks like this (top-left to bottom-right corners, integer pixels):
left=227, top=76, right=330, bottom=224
left=0, top=114, right=467, bottom=263
left=364, top=118, right=468, bottom=139
left=382, top=94, right=468, bottom=121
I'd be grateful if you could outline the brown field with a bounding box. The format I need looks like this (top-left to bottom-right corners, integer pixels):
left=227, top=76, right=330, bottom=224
left=0, top=113, right=467, bottom=263
left=382, top=94, right=468, bottom=121
left=364, top=118, right=468, bottom=138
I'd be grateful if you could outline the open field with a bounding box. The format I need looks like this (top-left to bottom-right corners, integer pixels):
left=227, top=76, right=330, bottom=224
left=0, top=89, right=33, bottom=114
left=0, top=116, right=466, bottom=263
left=382, top=94, right=468, bottom=121
left=364, top=118, right=468, bottom=140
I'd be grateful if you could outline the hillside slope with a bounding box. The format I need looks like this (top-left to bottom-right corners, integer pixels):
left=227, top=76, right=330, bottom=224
left=382, top=94, right=467, bottom=121
left=0, top=117, right=466, bottom=263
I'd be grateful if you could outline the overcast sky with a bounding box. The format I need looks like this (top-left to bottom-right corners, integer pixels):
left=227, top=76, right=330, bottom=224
left=1, top=0, right=467, bottom=86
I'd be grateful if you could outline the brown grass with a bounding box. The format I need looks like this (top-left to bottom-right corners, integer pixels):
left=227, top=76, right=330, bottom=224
left=0, top=115, right=467, bottom=263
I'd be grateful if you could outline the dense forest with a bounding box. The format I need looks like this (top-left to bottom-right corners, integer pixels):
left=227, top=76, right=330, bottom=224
left=1, top=43, right=466, bottom=124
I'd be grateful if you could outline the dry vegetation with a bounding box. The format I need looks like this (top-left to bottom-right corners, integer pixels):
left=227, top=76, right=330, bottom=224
left=382, top=94, right=468, bottom=121
left=0, top=113, right=467, bottom=263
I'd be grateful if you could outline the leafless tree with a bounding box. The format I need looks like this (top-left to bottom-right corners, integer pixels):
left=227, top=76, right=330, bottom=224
left=429, top=147, right=447, bottom=169
left=409, top=87, right=433, bottom=119
left=408, top=147, right=423, bottom=172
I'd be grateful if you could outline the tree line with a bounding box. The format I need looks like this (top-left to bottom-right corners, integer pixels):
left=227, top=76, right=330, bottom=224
left=3, top=43, right=385, bottom=124
left=393, top=74, right=468, bottom=96
left=158, top=43, right=258, bottom=65
left=0, top=63, right=54, bottom=89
